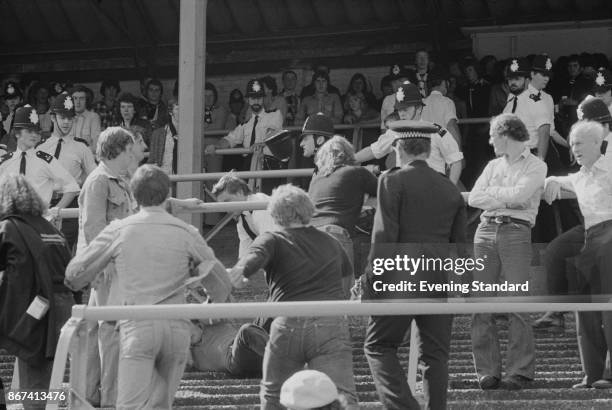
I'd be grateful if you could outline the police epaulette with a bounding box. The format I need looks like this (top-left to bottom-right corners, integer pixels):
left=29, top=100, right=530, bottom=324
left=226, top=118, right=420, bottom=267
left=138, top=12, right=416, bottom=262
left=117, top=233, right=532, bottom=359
left=433, top=123, right=447, bottom=137
left=74, top=137, right=89, bottom=146
left=36, top=150, right=54, bottom=163
left=265, top=108, right=278, bottom=113
left=0, top=151, right=13, bottom=164
left=384, top=167, right=400, bottom=175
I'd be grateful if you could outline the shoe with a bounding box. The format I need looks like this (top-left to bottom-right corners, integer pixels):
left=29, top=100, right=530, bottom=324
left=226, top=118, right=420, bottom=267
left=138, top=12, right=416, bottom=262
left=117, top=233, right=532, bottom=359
left=479, top=375, right=500, bottom=390
left=502, top=374, right=532, bottom=390
left=572, top=381, right=592, bottom=389
left=592, top=379, right=612, bottom=389
left=533, top=312, right=564, bottom=331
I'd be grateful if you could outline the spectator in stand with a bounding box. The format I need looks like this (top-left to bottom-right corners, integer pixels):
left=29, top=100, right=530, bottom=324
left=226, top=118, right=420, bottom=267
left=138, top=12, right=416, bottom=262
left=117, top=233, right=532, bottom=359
left=408, top=49, right=431, bottom=97
left=0, top=174, right=75, bottom=410
left=342, top=73, right=377, bottom=114
left=204, top=82, right=231, bottom=130
left=447, top=74, right=468, bottom=119
left=260, top=75, right=288, bottom=123
left=377, top=75, right=394, bottom=111
left=117, top=93, right=152, bottom=145
left=27, top=82, right=52, bottom=140
left=228, top=184, right=359, bottom=409
left=148, top=99, right=179, bottom=175
left=66, top=165, right=222, bottom=409
left=342, top=94, right=379, bottom=125
left=2, top=82, right=23, bottom=138
left=280, top=370, right=349, bottom=410
left=227, top=88, right=246, bottom=128
left=463, top=58, right=491, bottom=118
left=308, top=135, right=378, bottom=298
left=298, top=71, right=343, bottom=125
left=137, top=78, right=169, bottom=130
left=300, top=64, right=341, bottom=99
left=480, top=55, right=499, bottom=84
left=489, top=62, right=511, bottom=116
left=94, top=80, right=121, bottom=130
left=422, top=69, right=462, bottom=145
left=71, top=85, right=101, bottom=155
left=280, top=70, right=300, bottom=126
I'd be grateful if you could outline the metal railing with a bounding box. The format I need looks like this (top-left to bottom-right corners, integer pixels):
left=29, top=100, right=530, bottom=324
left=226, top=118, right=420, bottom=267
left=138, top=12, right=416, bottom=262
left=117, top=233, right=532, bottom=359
left=47, top=299, right=612, bottom=409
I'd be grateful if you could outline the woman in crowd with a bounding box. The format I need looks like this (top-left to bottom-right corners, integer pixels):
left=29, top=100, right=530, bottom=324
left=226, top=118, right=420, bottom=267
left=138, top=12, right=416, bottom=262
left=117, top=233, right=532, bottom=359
left=0, top=174, right=75, bottom=410
left=308, top=135, right=378, bottom=297
left=342, top=73, right=377, bottom=113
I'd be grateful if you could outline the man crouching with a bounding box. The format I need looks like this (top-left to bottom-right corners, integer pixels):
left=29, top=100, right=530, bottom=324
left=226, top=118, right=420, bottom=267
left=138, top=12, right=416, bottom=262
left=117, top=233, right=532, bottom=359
left=65, top=165, right=224, bottom=409
left=228, top=184, right=359, bottom=409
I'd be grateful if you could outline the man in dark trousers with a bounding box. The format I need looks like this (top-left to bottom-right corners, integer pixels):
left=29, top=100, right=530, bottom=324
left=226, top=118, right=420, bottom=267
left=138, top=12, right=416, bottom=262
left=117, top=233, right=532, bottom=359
left=363, top=120, right=467, bottom=410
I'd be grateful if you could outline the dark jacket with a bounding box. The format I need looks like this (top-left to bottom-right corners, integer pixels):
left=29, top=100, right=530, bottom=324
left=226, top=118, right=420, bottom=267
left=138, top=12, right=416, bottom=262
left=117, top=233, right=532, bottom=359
left=365, top=160, right=467, bottom=300
left=0, top=215, right=71, bottom=366
left=148, top=123, right=177, bottom=172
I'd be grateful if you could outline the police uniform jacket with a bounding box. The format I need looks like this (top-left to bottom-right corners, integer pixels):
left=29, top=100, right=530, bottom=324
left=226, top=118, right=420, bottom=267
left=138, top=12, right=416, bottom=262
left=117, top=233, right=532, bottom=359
left=0, top=148, right=80, bottom=205
left=37, top=134, right=96, bottom=186
left=223, top=109, right=282, bottom=156
left=365, top=160, right=467, bottom=300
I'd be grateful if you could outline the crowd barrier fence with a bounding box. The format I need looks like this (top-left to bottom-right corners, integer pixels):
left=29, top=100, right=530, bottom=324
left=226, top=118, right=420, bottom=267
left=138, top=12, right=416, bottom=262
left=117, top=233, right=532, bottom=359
left=46, top=299, right=612, bottom=409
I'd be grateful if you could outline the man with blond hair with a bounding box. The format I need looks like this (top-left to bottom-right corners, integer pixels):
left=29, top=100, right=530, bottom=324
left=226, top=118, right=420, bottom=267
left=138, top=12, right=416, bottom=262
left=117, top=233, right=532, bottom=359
left=228, top=184, right=358, bottom=409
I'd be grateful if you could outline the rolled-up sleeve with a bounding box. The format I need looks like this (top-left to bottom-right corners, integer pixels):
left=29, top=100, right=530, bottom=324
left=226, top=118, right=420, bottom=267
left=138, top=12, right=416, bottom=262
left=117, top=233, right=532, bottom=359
left=50, top=158, right=80, bottom=194
left=370, top=130, right=395, bottom=159
left=436, top=133, right=463, bottom=164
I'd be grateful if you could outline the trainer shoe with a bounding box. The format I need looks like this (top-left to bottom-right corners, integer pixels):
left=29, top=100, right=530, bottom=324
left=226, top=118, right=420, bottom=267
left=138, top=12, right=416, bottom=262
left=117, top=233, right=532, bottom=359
left=478, top=375, right=500, bottom=390
left=572, top=381, right=592, bottom=389
left=501, top=374, right=532, bottom=390
left=533, top=311, right=564, bottom=331
left=592, top=379, right=612, bottom=389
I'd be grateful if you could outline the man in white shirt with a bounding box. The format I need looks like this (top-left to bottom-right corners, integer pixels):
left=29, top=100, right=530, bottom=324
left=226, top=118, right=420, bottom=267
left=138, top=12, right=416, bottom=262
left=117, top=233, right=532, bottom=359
left=543, top=120, right=612, bottom=389
left=469, top=113, right=547, bottom=391
left=0, top=105, right=79, bottom=210
left=421, top=69, right=462, bottom=145
left=356, top=82, right=463, bottom=184
left=71, top=85, right=102, bottom=155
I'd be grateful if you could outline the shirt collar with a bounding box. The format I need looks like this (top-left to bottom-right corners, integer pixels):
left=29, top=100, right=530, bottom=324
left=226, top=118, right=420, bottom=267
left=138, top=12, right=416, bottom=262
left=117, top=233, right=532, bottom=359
left=15, top=147, right=35, bottom=155
left=98, top=161, right=122, bottom=180
left=582, top=155, right=611, bottom=174
left=527, top=83, right=540, bottom=94
left=430, top=90, right=443, bottom=96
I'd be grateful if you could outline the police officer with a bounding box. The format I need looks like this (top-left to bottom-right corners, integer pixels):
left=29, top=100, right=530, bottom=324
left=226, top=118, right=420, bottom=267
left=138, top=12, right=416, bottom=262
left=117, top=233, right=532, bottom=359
left=0, top=105, right=80, bottom=211
left=363, top=120, right=466, bottom=410
left=594, top=68, right=612, bottom=111
left=205, top=79, right=283, bottom=194
left=1, top=81, right=24, bottom=149
left=299, top=112, right=335, bottom=158
left=37, top=92, right=96, bottom=249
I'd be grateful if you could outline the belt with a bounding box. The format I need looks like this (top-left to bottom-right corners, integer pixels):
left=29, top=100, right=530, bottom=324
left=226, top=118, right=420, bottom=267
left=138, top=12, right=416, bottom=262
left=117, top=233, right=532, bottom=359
left=484, top=215, right=530, bottom=227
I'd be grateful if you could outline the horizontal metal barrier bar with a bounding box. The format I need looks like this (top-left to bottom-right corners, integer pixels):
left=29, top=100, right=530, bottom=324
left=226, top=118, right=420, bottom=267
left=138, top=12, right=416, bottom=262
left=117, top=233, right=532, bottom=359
left=72, top=300, right=612, bottom=322
left=169, top=168, right=314, bottom=182
left=58, top=201, right=269, bottom=219
left=202, top=117, right=491, bottom=137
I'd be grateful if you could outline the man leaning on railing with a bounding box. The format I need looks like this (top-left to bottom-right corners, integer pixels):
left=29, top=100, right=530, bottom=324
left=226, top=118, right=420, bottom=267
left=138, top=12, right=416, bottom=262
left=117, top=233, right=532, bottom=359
left=65, top=165, right=225, bottom=409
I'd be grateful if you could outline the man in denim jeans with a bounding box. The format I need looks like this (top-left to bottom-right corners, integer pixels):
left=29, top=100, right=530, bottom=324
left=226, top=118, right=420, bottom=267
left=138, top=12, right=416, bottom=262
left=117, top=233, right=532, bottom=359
left=469, top=113, right=547, bottom=390
left=66, top=165, right=224, bottom=409
left=228, top=184, right=358, bottom=409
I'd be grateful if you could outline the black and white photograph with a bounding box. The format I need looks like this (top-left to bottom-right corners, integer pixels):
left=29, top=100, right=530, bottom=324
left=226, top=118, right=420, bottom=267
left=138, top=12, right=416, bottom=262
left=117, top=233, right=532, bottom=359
left=1, top=1, right=612, bottom=409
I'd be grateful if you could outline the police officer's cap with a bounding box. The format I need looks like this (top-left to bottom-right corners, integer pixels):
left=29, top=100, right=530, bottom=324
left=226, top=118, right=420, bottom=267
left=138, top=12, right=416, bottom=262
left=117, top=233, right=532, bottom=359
left=3, top=81, right=22, bottom=99
left=50, top=92, right=76, bottom=118
left=389, top=120, right=437, bottom=143
left=388, top=64, right=410, bottom=80
left=245, top=79, right=265, bottom=98
left=265, top=130, right=294, bottom=162
left=394, top=82, right=425, bottom=110
left=12, top=105, right=41, bottom=131
left=531, top=54, right=553, bottom=76
left=578, top=96, right=612, bottom=124
left=301, top=112, right=334, bottom=138
left=507, top=57, right=530, bottom=78
left=594, top=68, right=612, bottom=93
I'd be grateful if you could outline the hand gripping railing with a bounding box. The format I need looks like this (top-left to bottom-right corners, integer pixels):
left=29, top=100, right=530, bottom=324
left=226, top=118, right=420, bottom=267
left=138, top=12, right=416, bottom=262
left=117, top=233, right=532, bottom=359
left=48, top=298, right=612, bottom=409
